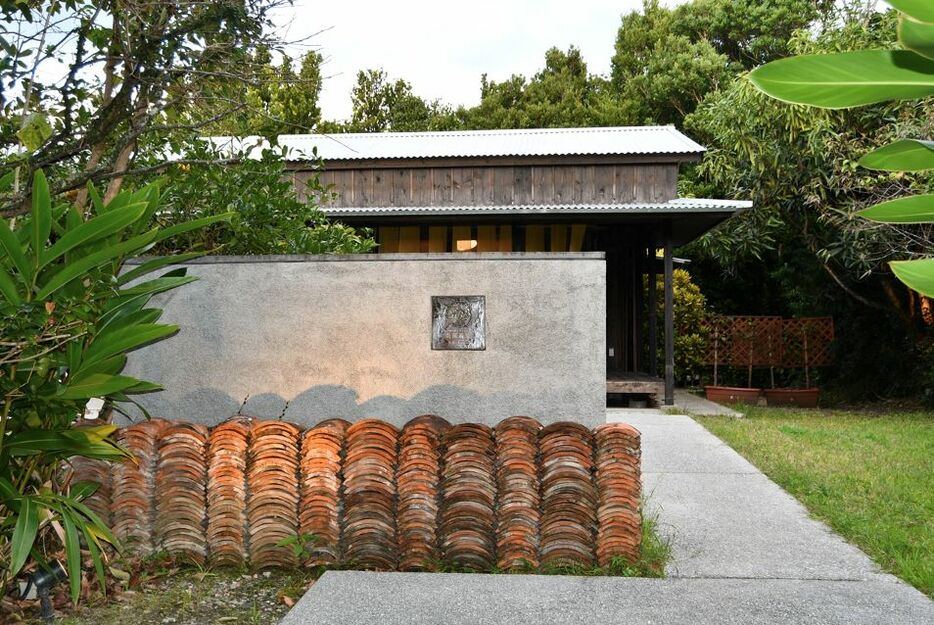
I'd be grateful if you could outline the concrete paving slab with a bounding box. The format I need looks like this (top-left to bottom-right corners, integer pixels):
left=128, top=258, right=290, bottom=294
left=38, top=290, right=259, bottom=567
left=644, top=471, right=886, bottom=581
left=280, top=571, right=934, bottom=625
left=608, top=410, right=759, bottom=474
left=618, top=412, right=887, bottom=581
left=674, top=388, right=744, bottom=417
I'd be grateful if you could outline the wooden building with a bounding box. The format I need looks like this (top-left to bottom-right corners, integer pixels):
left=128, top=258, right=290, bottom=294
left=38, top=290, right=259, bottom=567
left=263, top=127, right=748, bottom=404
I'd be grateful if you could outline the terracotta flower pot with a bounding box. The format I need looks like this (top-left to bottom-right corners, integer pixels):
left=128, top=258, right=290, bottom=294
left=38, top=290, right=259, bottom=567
left=704, top=385, right=762, bottom=405
left=764, top=388, right=820, bottom=408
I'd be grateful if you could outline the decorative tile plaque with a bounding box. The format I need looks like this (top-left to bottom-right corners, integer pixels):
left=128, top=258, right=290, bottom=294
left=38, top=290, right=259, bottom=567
left=431, top=296, right=486, bottom=350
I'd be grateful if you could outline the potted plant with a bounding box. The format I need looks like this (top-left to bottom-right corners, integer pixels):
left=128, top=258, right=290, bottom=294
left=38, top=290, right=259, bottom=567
left=765, top=318, right=833, bottom=408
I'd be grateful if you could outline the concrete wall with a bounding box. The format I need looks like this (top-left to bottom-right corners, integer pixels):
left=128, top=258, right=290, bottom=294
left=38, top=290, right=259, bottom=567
left=123, top=253, right=606, bottom=427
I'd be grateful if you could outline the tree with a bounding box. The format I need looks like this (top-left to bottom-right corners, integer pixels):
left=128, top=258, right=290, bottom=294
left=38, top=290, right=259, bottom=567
left=683, top=4, right=934, bottom=399
left=460, top=47, right=634, bottom=129
left=748, top=0, right=934, bottom=297
left=609, top=0, right=832, bottom=125
left=670, top=0, right=833, bottom=68
left=336, top=68, right=458, bottom=133
left=0, top=0, right=300, bottom=213
left=203, top=49, right=325, bottom=138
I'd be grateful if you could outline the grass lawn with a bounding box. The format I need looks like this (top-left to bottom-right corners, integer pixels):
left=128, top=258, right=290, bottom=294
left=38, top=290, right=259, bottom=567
left=697, top=407, right=933, bottom=598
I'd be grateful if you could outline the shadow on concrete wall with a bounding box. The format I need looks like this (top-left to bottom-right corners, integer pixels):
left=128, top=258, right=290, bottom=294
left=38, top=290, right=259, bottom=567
left=117, top=383, right=598, bottom=427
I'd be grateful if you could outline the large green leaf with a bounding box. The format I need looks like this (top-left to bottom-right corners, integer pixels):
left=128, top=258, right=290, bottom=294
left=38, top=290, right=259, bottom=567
left=31, top=170, right=51, bottom=265
left=10, top=496, right=39, bottom=576
left=858, top=139, right=934, bottom=171
left=891, top=258, right=934, bottom=297
left=749, top=50, right=934, bottom=108
left=40, top=201, right=149, bottom=270
left=858, top=194, right=934, bottom=223
left=4, top=427, right=126, bottom=459
left=82, top=322, right=178, bottom=369
left=888, top=0, right=934, bottom=24
left=36, top=228, right=159, bottom=299
left=0, top=217, right=32, bottom=285
left=900, top=17, right=934, bottom=61
left=117, top=252, right=202, bottom=285
left=57, top=373, right=145, bottom=400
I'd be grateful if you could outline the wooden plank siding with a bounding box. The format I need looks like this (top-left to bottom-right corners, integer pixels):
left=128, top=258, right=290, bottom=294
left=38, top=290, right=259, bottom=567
left=294, top=164, right=678, bottom=208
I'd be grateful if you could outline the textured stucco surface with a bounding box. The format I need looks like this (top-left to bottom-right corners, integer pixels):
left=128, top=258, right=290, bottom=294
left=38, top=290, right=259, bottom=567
left=122, top=254, right=606, bottom=426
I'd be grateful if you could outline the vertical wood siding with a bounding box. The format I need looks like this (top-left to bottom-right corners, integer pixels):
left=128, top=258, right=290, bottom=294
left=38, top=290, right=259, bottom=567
left=293, top=164, right=677, bottom=208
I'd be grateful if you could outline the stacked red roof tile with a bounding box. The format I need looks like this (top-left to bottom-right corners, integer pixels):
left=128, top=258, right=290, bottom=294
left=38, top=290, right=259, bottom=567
left=72, top=416, right=641, bottom=571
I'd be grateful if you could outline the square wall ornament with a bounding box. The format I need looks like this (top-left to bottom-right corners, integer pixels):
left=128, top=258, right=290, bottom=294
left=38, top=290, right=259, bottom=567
left=431, top=296, right=486, bottom=350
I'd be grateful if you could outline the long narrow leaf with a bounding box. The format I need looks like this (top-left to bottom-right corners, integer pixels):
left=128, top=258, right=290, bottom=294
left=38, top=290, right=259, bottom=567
left=85, top=528, right=107, bottom=597
left=31, top=170, right=51, bottom=266
left=118, top=252, right=202, bottom=285
left=891, top=258, right=934, bottom=297
left=153, top=212, right=234, bottom=245
left=889, top=0, right=934, bottom=23
left=61, top=510, right=82, bottom=602
left=58, top=373, right=146, bottom=400
left=749, top=50, right=934, bottom=108
left=0, top=268, right=22, bottom=305
left=40, top=202, right=149, bottom=271
left=115, top=275, right=196, bottom=299
left=858, top=194, right=934, bottom=223
left=900, top=16, right=934, bottom=61
left=10, top=497, right=39, bottom=576
left=858, top=139, right=934, bottom=171
left=0, top=217, right=32, bottom=285
left=36, top=228, right=159, bottom=299
left=81, top=322, right=178, bottom=369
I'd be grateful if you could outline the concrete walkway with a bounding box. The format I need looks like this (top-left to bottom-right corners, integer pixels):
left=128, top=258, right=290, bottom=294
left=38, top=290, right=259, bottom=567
left=280, top=412, right=933, bottom=625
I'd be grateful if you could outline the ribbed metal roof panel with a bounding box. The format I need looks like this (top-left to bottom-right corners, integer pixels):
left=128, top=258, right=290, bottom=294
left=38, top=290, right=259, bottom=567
left=274, top=126, right=706, bottom=161
left=321, top=199, right=751, bottom=218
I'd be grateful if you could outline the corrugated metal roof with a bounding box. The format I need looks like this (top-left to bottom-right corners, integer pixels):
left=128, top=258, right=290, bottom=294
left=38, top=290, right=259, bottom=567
left=272, top=126, right=706, bottom=161
left=321, top=198, right=751, bottom=218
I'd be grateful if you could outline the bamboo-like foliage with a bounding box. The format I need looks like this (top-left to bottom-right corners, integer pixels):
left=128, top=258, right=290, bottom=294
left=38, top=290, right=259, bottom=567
left=0, top=170, right=230, bottom=603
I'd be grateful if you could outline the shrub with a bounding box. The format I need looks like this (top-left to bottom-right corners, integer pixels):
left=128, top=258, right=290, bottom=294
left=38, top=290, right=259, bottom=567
left=0, top=170, right=227, bottom=604
left=650, top=269, right=710, bottom=386
left=150, top=141, right=376, bottom=256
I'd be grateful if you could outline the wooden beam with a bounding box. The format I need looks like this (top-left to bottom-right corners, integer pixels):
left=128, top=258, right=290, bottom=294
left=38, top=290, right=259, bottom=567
left=648, top=235, right=658, bottom=377
left=664, top=232, right=675, bottom=405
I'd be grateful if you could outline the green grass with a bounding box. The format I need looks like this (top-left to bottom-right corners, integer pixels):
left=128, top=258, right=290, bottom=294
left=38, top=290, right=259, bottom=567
left=697, top=407, right=933, bottom=597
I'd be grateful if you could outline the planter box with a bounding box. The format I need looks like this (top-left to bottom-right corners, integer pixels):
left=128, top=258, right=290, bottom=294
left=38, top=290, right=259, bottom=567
left=704, top=385, right=762, bottom=405
left=764, top=388, right=820, bottom=408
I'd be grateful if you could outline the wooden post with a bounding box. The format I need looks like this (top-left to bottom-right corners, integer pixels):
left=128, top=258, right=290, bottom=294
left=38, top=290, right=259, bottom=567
left=664, top=233, right=675, bottom=406
left=648, top=236, right=657, bottom=377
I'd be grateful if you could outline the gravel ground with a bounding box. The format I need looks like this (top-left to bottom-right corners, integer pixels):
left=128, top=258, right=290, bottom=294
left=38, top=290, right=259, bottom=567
left=47, top=569, right=316, bottom=625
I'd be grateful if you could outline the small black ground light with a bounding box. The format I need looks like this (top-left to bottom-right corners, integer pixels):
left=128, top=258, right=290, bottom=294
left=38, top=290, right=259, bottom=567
left=18, top=559, right=67, bottom=623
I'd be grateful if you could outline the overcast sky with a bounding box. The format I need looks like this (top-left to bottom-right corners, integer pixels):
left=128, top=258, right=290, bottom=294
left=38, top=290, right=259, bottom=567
left=275, top=0, right=687, bottom=122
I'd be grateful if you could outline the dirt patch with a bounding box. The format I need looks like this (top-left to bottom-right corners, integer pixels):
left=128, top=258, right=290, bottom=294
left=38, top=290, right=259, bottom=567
left=19, top=568, right=316, bottom=625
